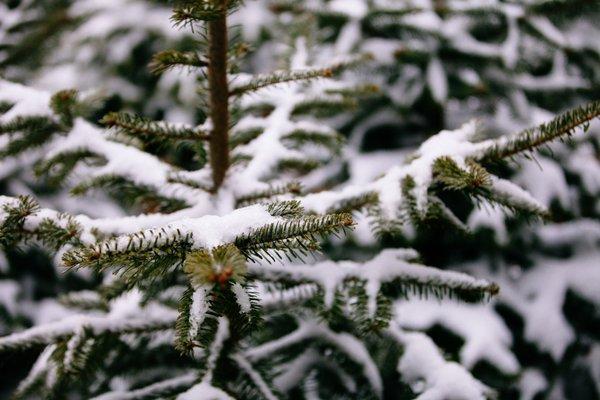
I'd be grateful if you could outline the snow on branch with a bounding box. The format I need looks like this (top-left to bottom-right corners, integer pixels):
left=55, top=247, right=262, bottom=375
left=228, top=37, right=357, bottom=197
left=250, top=249, right=498, bottom=318
left=395, top=299, right=519, bottom=375
left=101, top=111, right=210, bottom=141
left=0, top=303, right=176, bottom=353
left=387, top=325, right=495, bottom=400
left=246, top=318, right=383, bottom=397
left=61, top=204, right=280, bottom=268
left=482, top=99, right=600, bottom=160
left=42, top=119, right=204, bottom=204
left=175, top=317, right=234, bottom=400
left=299, top=101, right=598, bottom=228
left=0, top=80, right=53, bottom=122
left=91, top=373, right=197, bottom=400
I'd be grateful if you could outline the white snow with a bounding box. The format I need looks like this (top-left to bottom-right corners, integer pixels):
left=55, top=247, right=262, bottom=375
left=388, top=325, right=492, bottom=400
left=176, top=381, right=234, bottom=400
left=246, top=319, right=383, bottom=397
left=92, top=373, right=197, bottom=400
left=427, top=57, right=448, bottom=103
left=0, top=79, right=53, bottom=123
left=251, top=248, right=493, bottom=317
left=188, top=286, right=211, bottom=340
left=300, top=120, right=545, bottom=219
left=395, top=299, right=519, bottom=374
left=231, top=282, right=252, bottom=313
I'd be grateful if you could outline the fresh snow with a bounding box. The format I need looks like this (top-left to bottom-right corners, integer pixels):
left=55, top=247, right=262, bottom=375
left=251, top=248, right=493, bottom=317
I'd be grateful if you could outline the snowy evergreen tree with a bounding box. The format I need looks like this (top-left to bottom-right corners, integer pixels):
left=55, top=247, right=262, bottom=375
left=0, top=0, right=598, bottom=399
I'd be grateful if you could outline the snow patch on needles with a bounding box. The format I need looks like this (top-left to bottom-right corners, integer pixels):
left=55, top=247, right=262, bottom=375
left=388, top=325, right=493, bottom=400
left=0, top=80, right=53, bottom=123
left=246, top=318, right=383, bottom=397
left=251, top=249, right=497, bottom=317
left=301, top=120, right=545, bottom=219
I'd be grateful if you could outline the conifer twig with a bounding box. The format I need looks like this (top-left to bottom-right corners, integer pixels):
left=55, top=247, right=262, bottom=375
left=482, top=100, right=600, bottom=160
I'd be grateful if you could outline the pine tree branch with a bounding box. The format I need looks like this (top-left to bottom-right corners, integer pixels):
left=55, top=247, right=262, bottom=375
left=91, top=373, right=197, bottom=400
left=101, top=112, right=210, bottom=141
left=229, top=68, right=334, bottom=97
left=234, top=213, right=354, bottom=261
left=481, top=100, right=600, bottom=160
left=0, top=314, right=175, bottom=353
left=235, top=182, right=302, bottom=207
left=149, top=50, right=209, bottom=75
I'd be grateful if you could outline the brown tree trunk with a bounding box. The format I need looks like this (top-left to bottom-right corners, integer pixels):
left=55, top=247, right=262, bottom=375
left=207, top=7, right=230, bottom=191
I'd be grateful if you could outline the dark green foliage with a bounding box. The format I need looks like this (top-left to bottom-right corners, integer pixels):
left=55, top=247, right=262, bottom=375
left=149, top=49, right=209, bottom=74
left=236, top=183, right=303, bottom=207
left=433, top=156, right=491, bottom=192
left=229, top=67, right=335, bottom=97
left=0, top=195, right=39, bottom=248
left=282, top=129, right=344, bottom=154
left=234, top=212, right=354, bottom=262
left=50, top=89, right=78, bottom=127
left=292, top=96, right=357, bottom=118
left=229, top=126, right=264, bottom=148
left=70, top=174, right=188, bottom=213
left=0, top=116, right=60, bottom=158
left=101, top=112, right=210, bottom=141
left=35, top=149, right=100, bottom=186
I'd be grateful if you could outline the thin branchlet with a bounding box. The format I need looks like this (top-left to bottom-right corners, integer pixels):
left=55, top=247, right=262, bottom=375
left=482, top=100, right=600, bottom=160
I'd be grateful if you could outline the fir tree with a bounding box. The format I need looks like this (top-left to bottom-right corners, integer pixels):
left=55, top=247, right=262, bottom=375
left=0, top=1, right=599, bottom=399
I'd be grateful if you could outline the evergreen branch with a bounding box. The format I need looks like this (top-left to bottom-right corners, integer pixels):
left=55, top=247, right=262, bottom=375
left=249, top=249, right=498, bottom=322
left=234, top=213, right=354, bottom=261
left=229, top=68, right=334, bottom=97
left=34, top=215, right=83, bottom=250
left=236, top=183, right=302, bottom=207
left=278, top=158, right=322, bottom=173
left=35, top=149, right=100, bottom=186
left=282, top=129, right=344, bottom=153
left=0, top=117, right=60, bottom=158
left=58, top=291, right=108, bottom=312
left=481, top=100, right=600, bottom=160
left=0, top=115, right=59, bottom=135
left=62, top=227, right=192, bottom=271
left=433, top=157, right=491, bottom=191
left=0, top=195, right=40, bottom=248
left=171, top=0, right=242, bottom=28
left=229, top=126, right=264, bottom=148
left=50, top=89, right=79, bottom=127
left=266, top=200, right=304, bottom=218
left=324, top=83, right=380, bottom=98
left=0, top=101, right=14, bottom=114
left=232, top=354, right=281, bottom=400
left=70, top=174, right=188, bottom=213
left=245, top=319, right=383, bottom=396
left=91, top=373, right=198, bottom=400
left=0, top=196, right=85, bottom=250
left=149, top=50, right=209, bottom=74
left=292, top=96, right=357, bottom=118
left=101, top=112, right=210, bottom=141
left=485, top=176, right=549, bottom=217
left=167, top=172, right=213, bottom=192
left=326, top=192, right=379, bottom=214
left=0, top=314, right=175, bottom=353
